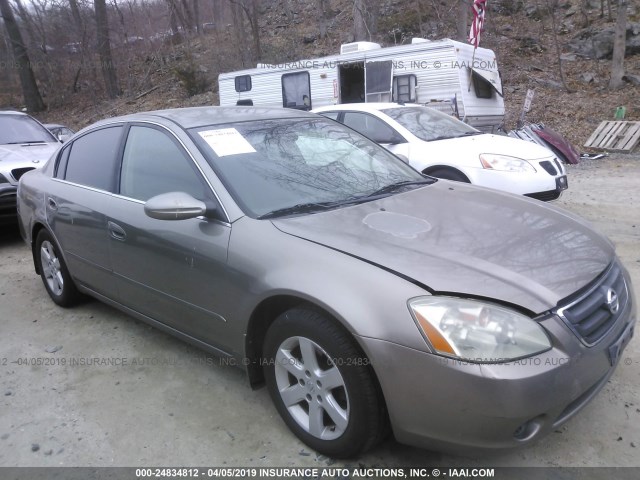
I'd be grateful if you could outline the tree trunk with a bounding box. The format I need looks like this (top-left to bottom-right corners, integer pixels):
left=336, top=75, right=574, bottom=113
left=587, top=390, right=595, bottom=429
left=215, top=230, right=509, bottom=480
left=609, top=0, right=627, bottom=89
left=0, top=0, right=45, bottom=111
left=546, top=0, right=572, bottom=92
left=457, top=0, right=469, bottom=42
left=94, top=0, right=120, bottom=98
left=193, top=0, right=201, bottom=34
left=353, top=0, right=367, bottom=40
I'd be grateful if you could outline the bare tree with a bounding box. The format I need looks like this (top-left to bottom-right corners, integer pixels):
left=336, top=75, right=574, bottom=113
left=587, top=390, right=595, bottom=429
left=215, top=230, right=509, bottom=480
left=193, top=0, right=201, bottom=33
left=609, top=0, right=627, bottom=89
left=94, top=0, right=120, bottom=98
left=457, top=0, right=469, bottom=42
left=229, top=0, right=261, bottom=60
left=0, top=0, right=46, bottom=110
left=353, top=0, right=367, bottom=40
left=353, top=0, right=379, bottom=41
left=545, top=0, right=572, bottom=92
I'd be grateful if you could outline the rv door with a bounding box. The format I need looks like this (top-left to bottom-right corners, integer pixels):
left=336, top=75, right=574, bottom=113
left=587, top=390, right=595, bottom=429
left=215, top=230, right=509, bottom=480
left=365, top=60, right=393, bottom=102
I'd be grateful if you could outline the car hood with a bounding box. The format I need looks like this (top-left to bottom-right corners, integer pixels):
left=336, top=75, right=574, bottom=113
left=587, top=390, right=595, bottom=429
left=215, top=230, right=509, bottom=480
left=0, top=143, right=59, bottom=169
left=273, top=182, right=614, bottom=314
left=424, top=134, right=554, bottom=161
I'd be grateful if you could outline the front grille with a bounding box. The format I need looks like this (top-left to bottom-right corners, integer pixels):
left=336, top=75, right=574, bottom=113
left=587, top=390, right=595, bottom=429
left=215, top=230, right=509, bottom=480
left=525, top=190, right=561, bottom=201
left=556, top=263, right=629, bottom=346
left=538, top=160, right=558, bottom=175
left=12, top=167, right=35, bottom=181
left=553, top=158, right=564, bottom=173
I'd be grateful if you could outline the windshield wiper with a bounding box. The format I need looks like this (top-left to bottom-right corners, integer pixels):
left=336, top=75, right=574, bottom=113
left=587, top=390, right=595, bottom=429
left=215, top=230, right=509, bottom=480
left=258, top=201, right=339, bottom=220
left=364, top=179, right=434, bottom=198
left=7, top=140, right=47, bottom=145
left=457, top=131, right=483, bottom=137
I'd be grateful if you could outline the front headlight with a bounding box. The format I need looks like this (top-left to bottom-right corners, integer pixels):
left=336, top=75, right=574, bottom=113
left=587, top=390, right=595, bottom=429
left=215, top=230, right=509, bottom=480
left=479, top=154, right=536, bottom=172
left=409, top=297, right=551, bottom=362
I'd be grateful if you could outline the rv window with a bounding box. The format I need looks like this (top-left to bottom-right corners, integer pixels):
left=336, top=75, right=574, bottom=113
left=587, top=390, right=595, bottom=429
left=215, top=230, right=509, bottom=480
left=392, top=75, right=416, bottom=103
left=472, top=71, right=493, bottom=99
left=235, top=75, right=252, bottom=92
left=282, top=72, right=311, bottom=110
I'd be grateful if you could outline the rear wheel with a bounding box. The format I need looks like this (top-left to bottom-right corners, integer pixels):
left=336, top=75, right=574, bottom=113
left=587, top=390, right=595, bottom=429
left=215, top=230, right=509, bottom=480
left=35, top=230, right=81, bottom=307
left=263, top=308, right=387, bottom=458
left=425, top=167, right=470, bottom=183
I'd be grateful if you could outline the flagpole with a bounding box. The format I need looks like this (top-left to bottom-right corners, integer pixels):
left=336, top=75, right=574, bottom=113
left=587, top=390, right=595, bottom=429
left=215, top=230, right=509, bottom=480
left=467, top=0, right=485, bottom=92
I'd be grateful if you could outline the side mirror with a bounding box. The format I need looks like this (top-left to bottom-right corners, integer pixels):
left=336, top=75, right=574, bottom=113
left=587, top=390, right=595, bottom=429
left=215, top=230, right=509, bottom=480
left=144, top=192, right=213, bottom=220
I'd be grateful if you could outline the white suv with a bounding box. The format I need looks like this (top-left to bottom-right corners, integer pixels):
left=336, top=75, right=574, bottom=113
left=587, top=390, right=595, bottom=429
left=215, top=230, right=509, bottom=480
left=0, top=111, right=60, bottom=224
left=313, top=103, right=568, bottom=201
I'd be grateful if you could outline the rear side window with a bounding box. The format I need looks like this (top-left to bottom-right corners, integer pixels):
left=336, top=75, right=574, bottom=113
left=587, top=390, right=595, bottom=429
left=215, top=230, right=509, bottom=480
left=55, top=145, right=71, bottom=179
left=64, top=126, right=123, bottom=191
left=342, top=112, right=399, bottom=144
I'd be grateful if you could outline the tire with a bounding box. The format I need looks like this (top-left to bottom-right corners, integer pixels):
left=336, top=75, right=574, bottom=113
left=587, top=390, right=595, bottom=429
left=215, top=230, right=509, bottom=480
left=263, top=308, right=387, bottom=458
left=35, top=230, right=81, bottom=307
left=425, top=168, right=470, bottom=183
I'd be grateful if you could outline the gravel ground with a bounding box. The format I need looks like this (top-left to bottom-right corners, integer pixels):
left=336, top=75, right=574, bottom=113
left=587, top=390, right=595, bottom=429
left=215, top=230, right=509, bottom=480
left=1, top=153, right=639, bottom=468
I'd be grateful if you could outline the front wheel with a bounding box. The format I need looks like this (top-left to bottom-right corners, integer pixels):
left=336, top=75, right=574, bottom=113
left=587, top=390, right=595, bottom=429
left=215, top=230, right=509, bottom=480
left=425, top=168, right=470, bottom=183
left=35, top=230, right=81, bottom=307
left=263, top=308, right=387, bottom=458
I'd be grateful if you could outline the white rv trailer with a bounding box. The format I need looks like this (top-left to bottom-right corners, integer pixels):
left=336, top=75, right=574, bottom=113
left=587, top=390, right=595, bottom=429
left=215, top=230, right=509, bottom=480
left=218, top=38, right=505, bottom=131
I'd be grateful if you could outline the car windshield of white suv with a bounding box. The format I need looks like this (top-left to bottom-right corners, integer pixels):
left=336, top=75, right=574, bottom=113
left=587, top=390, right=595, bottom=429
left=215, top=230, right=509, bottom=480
left=190, top=117, right=432, bottom=218
left=0, top=115, right=57, bottom=144
left=382, top=106, right=481, bottom=142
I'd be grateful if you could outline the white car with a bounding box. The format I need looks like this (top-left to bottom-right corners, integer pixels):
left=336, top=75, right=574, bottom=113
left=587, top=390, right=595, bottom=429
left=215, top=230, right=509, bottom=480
left=0, top=111, right=60, bottom=224
left=313, top=103, right=568, bottom=201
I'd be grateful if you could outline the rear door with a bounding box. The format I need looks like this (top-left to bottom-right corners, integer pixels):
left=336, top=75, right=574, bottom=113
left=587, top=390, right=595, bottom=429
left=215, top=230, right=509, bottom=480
left=107, top=124, right=231, bottom=346
left=47, top=125, right=124, bottom=298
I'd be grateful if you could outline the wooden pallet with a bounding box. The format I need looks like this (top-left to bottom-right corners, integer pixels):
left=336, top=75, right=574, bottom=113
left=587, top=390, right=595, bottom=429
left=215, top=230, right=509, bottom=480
left=584, top=121, right=640, bottom=152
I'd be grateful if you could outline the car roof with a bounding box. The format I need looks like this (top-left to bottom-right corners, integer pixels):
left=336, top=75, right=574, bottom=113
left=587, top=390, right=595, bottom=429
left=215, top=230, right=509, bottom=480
left=313, top=103, right=416, bottom=113
left=0, top=110, right=28, bottom=117
left=93, top=106, right=319, bottom=130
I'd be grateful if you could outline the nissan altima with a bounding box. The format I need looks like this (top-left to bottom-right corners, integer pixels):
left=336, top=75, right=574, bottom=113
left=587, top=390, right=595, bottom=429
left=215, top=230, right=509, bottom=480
left=17, top=107, right=635, bottom=457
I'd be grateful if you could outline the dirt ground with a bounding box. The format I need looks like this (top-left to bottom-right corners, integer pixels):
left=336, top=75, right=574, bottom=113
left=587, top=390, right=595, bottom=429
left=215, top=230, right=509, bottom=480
left=1, top=153, right=639, bottom=468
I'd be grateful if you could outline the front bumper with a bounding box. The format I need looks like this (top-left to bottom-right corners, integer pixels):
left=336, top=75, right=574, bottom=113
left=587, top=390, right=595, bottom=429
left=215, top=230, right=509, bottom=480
left=359, top=279, right=636, bottom=453
left=464, top=158, right=567, bottom=201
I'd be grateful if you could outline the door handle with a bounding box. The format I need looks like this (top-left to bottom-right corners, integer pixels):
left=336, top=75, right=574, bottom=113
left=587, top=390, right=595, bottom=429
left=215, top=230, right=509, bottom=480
left=47, top=198, right=58, bottom=210
left=107, top=221, right=127, bottom=241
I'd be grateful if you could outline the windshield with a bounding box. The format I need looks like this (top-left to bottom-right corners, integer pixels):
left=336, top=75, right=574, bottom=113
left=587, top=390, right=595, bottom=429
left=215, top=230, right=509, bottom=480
left=190, top=117, right=427, bottom=218
left=382, top=106, right=480, bottom=142
left=0, top=114, right=58, bottom=144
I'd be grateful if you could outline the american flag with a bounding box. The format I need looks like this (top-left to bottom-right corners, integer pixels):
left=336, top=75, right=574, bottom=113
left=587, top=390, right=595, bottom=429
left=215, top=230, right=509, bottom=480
left=468, top=0, right=487, bottom=48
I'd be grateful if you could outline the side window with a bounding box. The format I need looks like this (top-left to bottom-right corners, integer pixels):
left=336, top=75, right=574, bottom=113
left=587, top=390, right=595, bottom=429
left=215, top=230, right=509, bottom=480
left=55, top=145, right=71, bottom=179
left=120, top=126, right=208, bottom=202
left=64, top=126, right=123, bottom=191
left=319, top=111, right=340, bottom=121
left=472, top=71, right=493, bottom=99
left=235, top=75, right=252, bottom=92
left=392, top=74, right=417, bottom=103
left=282, top=71, right=311, bottom=110
left=342, top=112, right=401, bottom=144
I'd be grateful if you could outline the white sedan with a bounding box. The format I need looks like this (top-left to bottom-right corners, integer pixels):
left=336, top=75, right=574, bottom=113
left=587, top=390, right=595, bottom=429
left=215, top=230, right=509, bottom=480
left=313, top=103, right=568, bottom=201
